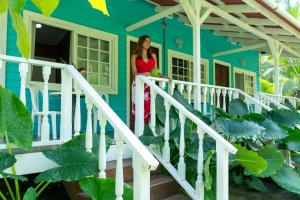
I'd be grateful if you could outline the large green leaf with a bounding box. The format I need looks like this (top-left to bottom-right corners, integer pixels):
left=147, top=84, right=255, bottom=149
left=272, top=165, right=300, bottom=195
left=284, top=99, right=296, bottom=110
left=79, top=178, right=133, bottom=200
left=0, top=0, right=8, bottom=14
left=204, top=150, right=215, bottom=190
left=1, top=172, right=27, bottom=181
left=0, top=87, right=33, bottom=150
left=0, top=152, right=16, bottom=171
left=155, top=94, right=166, bottom=125
left=23, top=187, right=37, bottom=200
left=267, top=109, right=300, bottom=127
left=62, top=133, right=112, bottom=155
left=215, top=118, right=264, bottom=139
left=31, top=0, right=59, bottom=16
left=228, top=99, right=249, bottom=117
left=235, top=145, right=268, bottom=175
left=35, top=147, right=99, bottom=183
left=139, top=135, right=164, bottom=146
left=10, top=10, right=31, bottom=59
left=172, top=90, right=194, bottom=113
left=194, top=110, right=212, bottom=125
left=213, top=107, right=232, bottom=119
left=8, top=0, right=25, bottom=13
left=243, top=113, right=288, bottom=140
left=245, top=176, right=268, bottom=192
left=257, top=146, right=284, bottom=177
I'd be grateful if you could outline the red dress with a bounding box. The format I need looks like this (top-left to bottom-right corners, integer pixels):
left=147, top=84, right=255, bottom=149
left=132, top=57, right=156, bottom=124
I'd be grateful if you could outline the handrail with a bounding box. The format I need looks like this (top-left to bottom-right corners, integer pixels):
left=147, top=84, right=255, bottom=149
left=257, top=93, right=289, bottom=110
left=139, top=76, right=237, bottom=154
left=66, top=66, right=159, bottom=170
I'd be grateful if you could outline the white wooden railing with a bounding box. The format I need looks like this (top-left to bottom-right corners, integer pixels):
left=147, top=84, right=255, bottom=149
left=136, top=75, right=237, bottom=200
left=149, top=78, right=272, bottom=115
left=0, top=54, right=159, bottom=200
left=258, top=92, right=299, bottom=109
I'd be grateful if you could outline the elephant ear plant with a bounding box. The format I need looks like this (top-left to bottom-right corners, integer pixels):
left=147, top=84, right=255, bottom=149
left=139, top=90, right=300, bottom=200
left=0, top=87, right=133, bottom=200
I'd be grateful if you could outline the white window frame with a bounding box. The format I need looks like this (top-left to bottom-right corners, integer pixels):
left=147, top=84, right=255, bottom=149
left=233, top=67, right=257, bottom=95
left=167, top=49, right=209, bottom=84
left=23, top=10, right=118, bottom=94
left=0, top=12, right=7, bottom=87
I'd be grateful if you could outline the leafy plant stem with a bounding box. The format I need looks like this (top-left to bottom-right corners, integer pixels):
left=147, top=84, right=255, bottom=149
left=3, top=178, right=15, bottom=200
left=34, top=181, right=44, bottom=191
left=4, top=132, right=20, bottom=200
left=0, top=190, right=7, bottom=200
left=36, top=182, right=50, bottom=197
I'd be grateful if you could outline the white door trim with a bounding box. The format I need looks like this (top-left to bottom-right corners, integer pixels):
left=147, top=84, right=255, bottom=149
left=213, top=59, right=231, bottom=87
left=0, top=12, right=8, bottom=87
left=126, top=35, right=162, bottom=126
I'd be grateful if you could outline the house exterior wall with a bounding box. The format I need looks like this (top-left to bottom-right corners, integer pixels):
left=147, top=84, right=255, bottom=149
left=4, top=0, right=260, bottom=128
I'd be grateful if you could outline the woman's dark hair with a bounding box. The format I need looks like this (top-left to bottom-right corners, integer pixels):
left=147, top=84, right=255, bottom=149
left=136, top=35, right=152, bottom=59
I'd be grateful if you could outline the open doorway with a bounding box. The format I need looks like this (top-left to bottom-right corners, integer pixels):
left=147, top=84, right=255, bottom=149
left=214, top=61, right=230, bottom=109
left=31, top=22, right=71, bottom=84
left=128, top=39, right=160, bottom=131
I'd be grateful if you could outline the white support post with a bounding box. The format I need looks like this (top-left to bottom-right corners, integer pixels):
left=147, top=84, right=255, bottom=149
left=74, top=83, right=81, bottom=136
left=85, top=98, right=93, bottom=153
left=99, top=113, right=107, bottom=178
left=163, top=100, right=171, bottom=163
left=41, top=66, right=51, bottom=141
left=216, top=142, right=229, bottom=200
left=178, top=112, right=186, bottom=180
left=61, top=69, right=73, bottom=141
left=268, top=42, right=283, bottom=95
left=195, top=127, right=204, bottom=199
left=135, top=76, right=145, bottom=137
left=133, top=153, right=151, bottom=200
left=19, top=63, right=28, bottom=105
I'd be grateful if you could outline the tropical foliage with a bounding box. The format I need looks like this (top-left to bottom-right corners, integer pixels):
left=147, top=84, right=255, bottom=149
left=0, top=0, right=109, bottom=58
left=140, top=90, right=300, bottom=199
left=0, top=87, right=132, bottom=200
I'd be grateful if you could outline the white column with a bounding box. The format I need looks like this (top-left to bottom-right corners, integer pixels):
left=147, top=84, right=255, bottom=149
left=115, top=133, right=124, bottom=200
left=133, top=153, right=150, bottom=200
left=85, top=98, right=93, bottom=153
left=74, top=83, right=81, bottom=136
left=61, top=69, right=73, bottom=141
left=216, top=142, right=229, bottom=200
left=19, top=63, right=29, bottom=105
left=268, top=42, right=283, bottom=95
left=135, top=76, right=144, bottom=137
left=41, top=66, right=51, bottom=141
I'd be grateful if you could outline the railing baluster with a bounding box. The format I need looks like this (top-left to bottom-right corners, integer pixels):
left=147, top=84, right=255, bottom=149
left=19, top=63, right=28, bottom=104
left=228, top=90, right=232, bottom=103
left=203, top=87, right=208, bottom=115
left=222, top=90, right=227, bottom=112
left=187, top=85, right=193, bottom=104
left=159, top=81, right=166, bottom=90
left=85, top=98, right=93, bottom=153
left=170, top=82, right=175, bottom=95
left=115, top=133, right=124, bottom=200
left=233, top=91, right=239, bottom=99
left=99, top=113, right=107, bottom=178
left=178, top=112, right=186, bottom=180
left=41, top=66, right=51, bottom=141
left=216, top=142, right=229, bottom=200
left=163, top=100, right=170, bottom=163
left=210, top=88, right=215, bottom=120
left=74, top=83, right=81, bottom=136
left=150, top=86, right=157, bottom=135
left=195, top=127, right=204, bottom=198
left=216, top=89, right=221, bottom=108
left=179, top=84, right=184, bottom=95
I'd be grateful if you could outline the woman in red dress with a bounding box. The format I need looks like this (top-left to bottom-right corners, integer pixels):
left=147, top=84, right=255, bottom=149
left=131, top=35, right=157, bottom=124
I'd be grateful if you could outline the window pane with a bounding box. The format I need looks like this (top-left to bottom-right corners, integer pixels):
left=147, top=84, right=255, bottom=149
left=78, top=59, right=87, bottom=69
left=100, top=40, right=109, bottom=51
left=78, top=47, right=87, bottom=59
left=89, top=38, right=98, bottom=49
left=89, top=73, right=98, bottom=85
left=89, top=61, right=98, bottom=73
left=100, top=52, right=109, bottom=63
left=89, top=49, right=98, bottom=61
left=100, top=75, right=109, bottom=86
left=100, top=62, right=109, bottom=74
left=78, top=35, right=87, bottom=47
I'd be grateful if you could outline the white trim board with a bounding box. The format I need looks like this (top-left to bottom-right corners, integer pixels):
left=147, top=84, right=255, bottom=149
left=213, top=59, right=232, bottom=87
left=126, top=35, right=162, bottom=126
left=0, top=12, right=8, bottom=87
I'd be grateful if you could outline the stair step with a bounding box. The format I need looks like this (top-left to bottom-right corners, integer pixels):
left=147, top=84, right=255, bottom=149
left=163, top=194, right=191, bottom=200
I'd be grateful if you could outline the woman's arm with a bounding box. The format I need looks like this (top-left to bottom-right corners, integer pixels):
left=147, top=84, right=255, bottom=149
left=131, top=54, right=151, bottom=76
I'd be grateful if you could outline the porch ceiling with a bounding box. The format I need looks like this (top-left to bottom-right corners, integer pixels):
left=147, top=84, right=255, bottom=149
left=142, top=0, right=300, bottom=58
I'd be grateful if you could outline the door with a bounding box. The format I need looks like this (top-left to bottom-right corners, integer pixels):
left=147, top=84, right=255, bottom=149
left=129, top=41, right=159, bottom=131
left=215, top=63, right=230, bottom=109
left=235, top=72, right=244, bottom=91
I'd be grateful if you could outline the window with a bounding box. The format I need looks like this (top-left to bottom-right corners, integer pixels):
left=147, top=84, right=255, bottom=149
left=76, top=35, right=113, bottom=91
left=234, top=68, right=256, bottom=95
left=168, top=50, right=208, bottom=84
left=25, top=11, right=118, bottom=94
